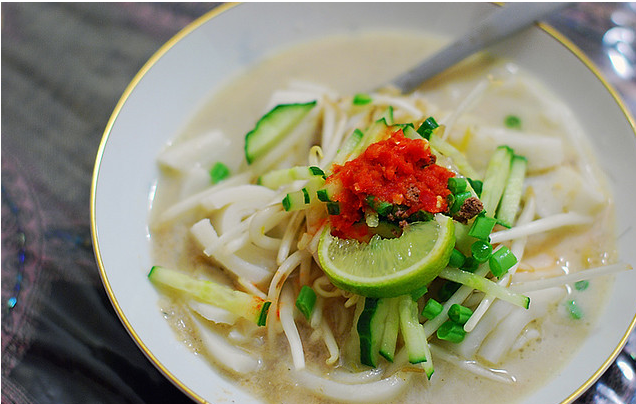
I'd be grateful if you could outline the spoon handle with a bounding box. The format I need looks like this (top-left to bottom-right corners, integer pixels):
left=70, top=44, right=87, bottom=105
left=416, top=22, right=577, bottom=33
left=389, top=2, right=569, bottom=93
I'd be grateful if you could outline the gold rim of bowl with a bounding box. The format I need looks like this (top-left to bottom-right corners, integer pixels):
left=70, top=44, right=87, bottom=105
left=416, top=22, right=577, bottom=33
left=90, top=3, right=636, bottom=404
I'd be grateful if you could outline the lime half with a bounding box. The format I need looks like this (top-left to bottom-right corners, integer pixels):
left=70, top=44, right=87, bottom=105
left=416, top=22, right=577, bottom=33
left=318, top=214, right=455, bottom=298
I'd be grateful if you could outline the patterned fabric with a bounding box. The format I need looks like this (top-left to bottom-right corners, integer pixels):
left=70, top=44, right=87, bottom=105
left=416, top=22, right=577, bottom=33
left=1, top=3, right=634, bottom=404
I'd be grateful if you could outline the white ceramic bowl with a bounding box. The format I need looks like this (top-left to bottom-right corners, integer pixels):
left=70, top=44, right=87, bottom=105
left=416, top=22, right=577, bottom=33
left=91, top=3, right=636, bottom=404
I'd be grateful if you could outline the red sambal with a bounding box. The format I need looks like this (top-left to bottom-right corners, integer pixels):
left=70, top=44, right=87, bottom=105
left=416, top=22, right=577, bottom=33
left=327, top=129, right=454, bottom=240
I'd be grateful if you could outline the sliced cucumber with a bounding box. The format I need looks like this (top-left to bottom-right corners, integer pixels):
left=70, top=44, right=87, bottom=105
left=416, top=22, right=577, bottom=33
left=282, top=176, right=326, bottom=211
left=148, top=266, right=269, bottom=325
left=480, top=145, right=514, bottom=217
left=244, top=101, right=316, bottom=164
left=398, top=295, right=433, bottom=370
left=357, top=297, right=389, bottom=367
left=258, top=165, right=325, bottom=189
left=496, top=155, right=527, bottom=227
left=379, top=297, right=400, bottom=362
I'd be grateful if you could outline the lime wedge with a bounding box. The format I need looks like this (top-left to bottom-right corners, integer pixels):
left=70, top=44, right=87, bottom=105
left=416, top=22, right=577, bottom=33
left=318, top=214, right=455, bottom=298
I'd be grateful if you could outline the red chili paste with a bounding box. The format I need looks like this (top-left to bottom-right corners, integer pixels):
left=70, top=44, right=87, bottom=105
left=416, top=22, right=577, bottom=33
left=327, top=129, right=454, bottom=239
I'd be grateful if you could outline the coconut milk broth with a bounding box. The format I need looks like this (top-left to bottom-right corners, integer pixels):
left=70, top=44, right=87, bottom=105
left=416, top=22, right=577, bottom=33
left=150, top=32, right=616, bottom=404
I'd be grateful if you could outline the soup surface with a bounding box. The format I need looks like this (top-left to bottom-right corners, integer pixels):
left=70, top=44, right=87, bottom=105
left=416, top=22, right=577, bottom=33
left=149, top=31, right=616, bottom=404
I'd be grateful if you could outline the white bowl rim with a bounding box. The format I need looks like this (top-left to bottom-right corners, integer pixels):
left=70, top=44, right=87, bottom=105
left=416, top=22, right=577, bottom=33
left=90, top=3, right=636, bottom=404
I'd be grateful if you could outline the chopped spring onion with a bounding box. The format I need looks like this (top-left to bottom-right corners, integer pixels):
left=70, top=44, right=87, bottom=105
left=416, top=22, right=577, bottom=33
left=574, top=280, right=589, bottom=291
left=448, top=177, right=468, bottom=194
left=210, top=162, right=231, bottom=184
left=448, top=304, right=473, bottom=325
left=468, top=214, right=497, bottom=241
left=438, top=281, right=461, bottom=302
left=471, top=240, right=493, bottom=263
left=436, top=320, right=466, bottom=343
left=450, top=191, right=472, bottom=215
left=295, top=285, right=317, bottom=320
left=411, top=285, right=429, bottom=301
left=566, top=299, right=583, bottom=320
left=504, top=114, right=522, bottom=129
left=462, top=256, right=479, bottom=273
left=489, top=245, right=517, bottom=278
left=416, top=116, right=439, bottom=139
left=449, top=249, right=466, bottom=268
left=468, top=178, right=483, bottom=197
left=353, top=93, right=373, bottom=105
left=422, top=299, right=443, bottom=320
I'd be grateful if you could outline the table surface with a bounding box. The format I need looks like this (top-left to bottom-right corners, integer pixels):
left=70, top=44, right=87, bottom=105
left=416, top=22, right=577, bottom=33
left=2, top=3, right=635, bottom=404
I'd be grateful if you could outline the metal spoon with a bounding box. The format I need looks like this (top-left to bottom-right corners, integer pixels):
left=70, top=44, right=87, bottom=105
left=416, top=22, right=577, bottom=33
left=389, top=2, right=569, bottom=93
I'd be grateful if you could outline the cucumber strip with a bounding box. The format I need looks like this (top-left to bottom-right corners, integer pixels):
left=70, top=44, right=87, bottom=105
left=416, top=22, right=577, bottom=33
left=332, top=129, right=364, bottom=165
left=148, top=266, right=268, bottom=324
left=258, top=165, right=325, bottom=189
left=348, top=119, right=391, bottom=161
left=398, top=295, right=432, bottom=366
left=480, top=145, right=514, bottom=218
left=438, top=267, right=530, bottom=309
left=495, top=155, right=528, bottom=227
left=379, top=297, right=400, bottom=362
left=429, top=133, right=481, bottom=180
left=244, top=101, right=317, bottom=164
left=377, top=106, right=394, bottom=125
left=316, top=179, right=343, bottom=203
left=282, top=176, right=326, bottom=211
left=357, top=297, right=389, bottom=367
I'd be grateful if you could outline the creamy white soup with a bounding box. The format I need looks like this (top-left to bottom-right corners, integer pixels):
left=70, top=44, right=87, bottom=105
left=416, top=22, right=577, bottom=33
left=148, top=32, right=618, bottom=404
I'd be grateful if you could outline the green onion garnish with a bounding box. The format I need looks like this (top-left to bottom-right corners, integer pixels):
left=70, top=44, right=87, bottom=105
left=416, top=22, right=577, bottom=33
left=295, top=285, right=317, bottom=320
left=468, top=214, right=497, bottom=241
left=449, top=248, right=466, bottom=268
left=411, top=285, right=429, bottom=301
left=574, top=280, right=589, bottom=291
left=210, top=162, right=230, bottom=184
left=437, top=320, right=466, bottom=343
left=450, top=191, right=472, bottom=215
left=438, top=281, right=460, bottom=302
left=327, top=202, right=340, bottom=215
left=461, top=256, right=479, bottom=273
left=448, top=177, right=468, bottom=194
left=416, top=116, right=439, bottom=139
left=468, top=178, right=483, bottom=197
left=566, top=299, right=583, bottom=320
left=489, top=246, right=518, bottom=278
left=353, top=93, right=372, bottom=105
left=504, top=114, right=522, bottom=129
left=471, top=240, right=493, bottom=263
left=422, top=299, right=443, bottom=320
left=448, top=304, right=473, bottom=325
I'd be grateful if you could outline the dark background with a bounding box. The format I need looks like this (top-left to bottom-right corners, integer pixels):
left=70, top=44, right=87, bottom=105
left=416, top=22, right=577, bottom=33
left=2, top=3, right=635, bottom=404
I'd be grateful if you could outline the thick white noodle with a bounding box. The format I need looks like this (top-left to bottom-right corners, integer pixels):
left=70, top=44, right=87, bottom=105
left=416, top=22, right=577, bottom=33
left=511, top=262, right=632, bottom=293
left=455, top=298, right=514, bottom=359
left=291, top=370, right=411, bottom=404
left=190, top=219, right=272, bottom=283
left=249, top=205, right=290, bottom=251
left=199, top=184, right=277, bottom=211
left=268, top=250, right=309, bottom=305
left=478, top=287, right=565, bottom=364
left=279, top=284, right=305, bottom=370
left=429, top=344, right=516, bottom=384
left=191, top=315, right=260, bottom=374
left=489, top=212, right=593, bottom=244
left=154, top=171, right=252, bottom=226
